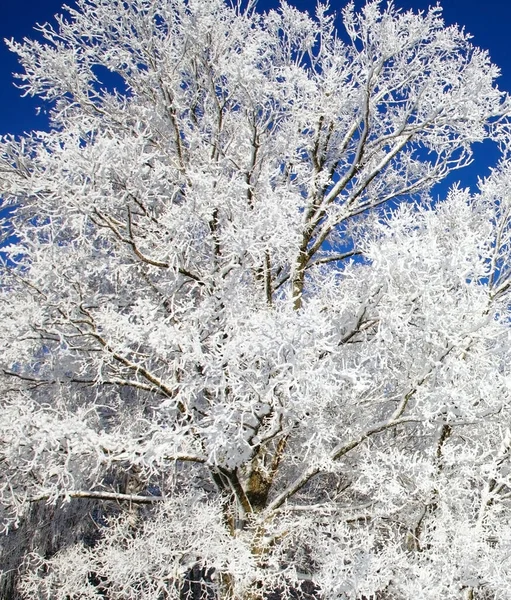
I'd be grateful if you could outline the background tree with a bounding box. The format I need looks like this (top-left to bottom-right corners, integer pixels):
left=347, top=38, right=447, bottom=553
left=1, top=0, right=511, bottom=598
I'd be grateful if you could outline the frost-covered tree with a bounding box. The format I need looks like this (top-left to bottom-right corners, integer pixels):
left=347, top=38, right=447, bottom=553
left=2, top=0, right=511, bottom=598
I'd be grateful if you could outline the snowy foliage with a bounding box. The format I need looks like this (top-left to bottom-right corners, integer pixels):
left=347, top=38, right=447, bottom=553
left=2, top=0, right=511, bottom=598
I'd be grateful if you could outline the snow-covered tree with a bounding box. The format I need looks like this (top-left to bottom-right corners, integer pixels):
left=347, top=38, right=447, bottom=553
left=2, top=0, right=511, bottom=598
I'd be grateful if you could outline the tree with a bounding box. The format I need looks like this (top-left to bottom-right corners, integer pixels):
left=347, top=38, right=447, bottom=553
left=1, top=0, right=511, bottom=597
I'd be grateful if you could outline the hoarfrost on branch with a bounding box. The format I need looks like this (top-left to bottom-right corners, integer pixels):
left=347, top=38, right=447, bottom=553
left=2, top=0, right=511, bottom=598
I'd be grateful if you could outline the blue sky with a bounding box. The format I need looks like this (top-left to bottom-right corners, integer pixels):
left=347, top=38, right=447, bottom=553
left=1, top=0, right=510, bottom=193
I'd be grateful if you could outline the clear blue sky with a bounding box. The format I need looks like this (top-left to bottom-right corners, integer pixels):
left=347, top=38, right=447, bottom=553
left=1, top=0, right=510, bottom=192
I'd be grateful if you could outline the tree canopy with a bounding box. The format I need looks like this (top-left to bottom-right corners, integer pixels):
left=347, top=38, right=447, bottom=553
left=2, top=0, right=511, bottom=598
